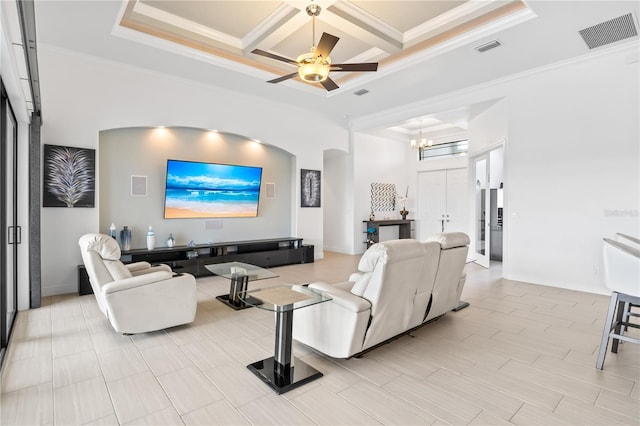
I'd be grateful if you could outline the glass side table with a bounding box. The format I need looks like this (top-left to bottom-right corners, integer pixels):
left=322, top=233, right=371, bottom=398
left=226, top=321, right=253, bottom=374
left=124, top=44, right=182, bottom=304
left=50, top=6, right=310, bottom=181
left=205, top=262, right=278, bottom=310
left=238, top=284, right=332, bottom=394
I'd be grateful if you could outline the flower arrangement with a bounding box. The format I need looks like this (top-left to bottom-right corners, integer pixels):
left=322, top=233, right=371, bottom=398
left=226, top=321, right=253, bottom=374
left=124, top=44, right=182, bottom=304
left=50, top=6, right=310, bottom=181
left=396, top=186, right=409, bottom=219
left=396, top=186, right=408, bottom=211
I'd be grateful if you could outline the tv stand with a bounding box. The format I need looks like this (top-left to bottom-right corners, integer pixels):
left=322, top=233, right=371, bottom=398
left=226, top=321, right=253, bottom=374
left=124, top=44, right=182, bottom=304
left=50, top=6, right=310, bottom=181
left=120, top=237, right=312, bottom=277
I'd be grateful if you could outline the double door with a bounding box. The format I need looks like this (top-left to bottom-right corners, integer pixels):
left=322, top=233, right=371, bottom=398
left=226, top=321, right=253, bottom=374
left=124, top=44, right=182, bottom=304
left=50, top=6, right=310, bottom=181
left=1, top=81, right=19, bottom=364
left=417, top=168, right=468, bottom=241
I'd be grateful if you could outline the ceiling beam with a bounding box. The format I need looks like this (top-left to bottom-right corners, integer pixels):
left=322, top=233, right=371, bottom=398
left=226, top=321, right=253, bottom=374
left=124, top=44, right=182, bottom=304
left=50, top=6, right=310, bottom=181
left=326, top=3, right=403, bottom=53
left=242, top=3, right=300, bottom=54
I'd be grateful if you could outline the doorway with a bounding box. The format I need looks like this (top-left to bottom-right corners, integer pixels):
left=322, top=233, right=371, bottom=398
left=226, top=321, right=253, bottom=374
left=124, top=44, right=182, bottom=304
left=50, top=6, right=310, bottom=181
left=472, top=145, right=504, bottom=268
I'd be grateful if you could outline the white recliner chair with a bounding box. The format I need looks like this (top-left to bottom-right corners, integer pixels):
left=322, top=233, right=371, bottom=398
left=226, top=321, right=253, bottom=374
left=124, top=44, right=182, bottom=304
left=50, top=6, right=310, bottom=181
left=79, top=233, right=197, bottom=334
left=293, top=233, right=469, bottom=358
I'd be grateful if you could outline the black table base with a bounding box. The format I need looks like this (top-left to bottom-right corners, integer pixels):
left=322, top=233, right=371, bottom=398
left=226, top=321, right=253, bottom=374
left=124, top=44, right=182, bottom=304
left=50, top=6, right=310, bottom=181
left=247, top=357, right=323, bottom=394
left=215, top=294, right=261, bottom=310
left=217, top=274, right=256, bottom=310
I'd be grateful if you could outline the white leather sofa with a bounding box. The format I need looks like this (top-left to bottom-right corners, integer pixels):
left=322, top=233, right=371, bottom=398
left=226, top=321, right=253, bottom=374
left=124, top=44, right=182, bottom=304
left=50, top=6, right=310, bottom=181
left=293, top=233, right=470, bottom=358
left=79, top=233, right=197, bottom=334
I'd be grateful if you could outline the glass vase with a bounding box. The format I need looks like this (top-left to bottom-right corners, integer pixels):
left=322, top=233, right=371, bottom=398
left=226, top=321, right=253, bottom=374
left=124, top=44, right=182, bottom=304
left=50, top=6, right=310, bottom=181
left=120, top=226, right=132, bottom=251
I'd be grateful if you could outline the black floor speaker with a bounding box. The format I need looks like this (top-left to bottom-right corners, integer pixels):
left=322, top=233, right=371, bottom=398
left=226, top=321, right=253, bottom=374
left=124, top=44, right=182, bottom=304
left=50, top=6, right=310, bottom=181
left=302, top=245, right=314, bottom=263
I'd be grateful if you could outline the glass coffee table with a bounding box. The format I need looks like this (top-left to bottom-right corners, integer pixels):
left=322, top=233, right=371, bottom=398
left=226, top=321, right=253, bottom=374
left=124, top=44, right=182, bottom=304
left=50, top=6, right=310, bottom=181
left=205, top=262, right=279, bottom=310
left=238, top=284, right=332, bottom=394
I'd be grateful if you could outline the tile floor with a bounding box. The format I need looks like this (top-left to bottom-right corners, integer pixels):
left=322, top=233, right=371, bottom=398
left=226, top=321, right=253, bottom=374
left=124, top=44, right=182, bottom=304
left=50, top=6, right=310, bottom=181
left=1, top=253, right=638, bottom=425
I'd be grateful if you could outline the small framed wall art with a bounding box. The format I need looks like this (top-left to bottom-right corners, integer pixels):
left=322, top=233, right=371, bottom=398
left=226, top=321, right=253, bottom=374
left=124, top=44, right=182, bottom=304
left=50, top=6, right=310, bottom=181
left=43, top=144, right=96, bottom=207
left=301, top=169, right=321, bottom=207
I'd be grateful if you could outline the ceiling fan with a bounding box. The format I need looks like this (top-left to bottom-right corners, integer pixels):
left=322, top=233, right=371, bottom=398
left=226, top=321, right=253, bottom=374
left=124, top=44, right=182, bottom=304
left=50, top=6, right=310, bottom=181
left=251, top=3, right=378, bottom=91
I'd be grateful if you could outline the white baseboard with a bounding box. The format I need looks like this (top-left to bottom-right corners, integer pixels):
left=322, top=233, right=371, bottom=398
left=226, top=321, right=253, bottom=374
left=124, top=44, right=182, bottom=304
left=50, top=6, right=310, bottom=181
left=42, top=283, right=77, bottom=297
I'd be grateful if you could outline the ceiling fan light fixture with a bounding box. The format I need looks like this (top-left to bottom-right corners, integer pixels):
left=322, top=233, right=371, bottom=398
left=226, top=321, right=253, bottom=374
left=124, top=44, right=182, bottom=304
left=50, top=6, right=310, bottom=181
left=306, top=3, right=321, bottom=17
left=252, top=2, right=377, bottom=91
left=298, top=63, right=330, bottom=82
left=297, top=52, right=331, bottom=82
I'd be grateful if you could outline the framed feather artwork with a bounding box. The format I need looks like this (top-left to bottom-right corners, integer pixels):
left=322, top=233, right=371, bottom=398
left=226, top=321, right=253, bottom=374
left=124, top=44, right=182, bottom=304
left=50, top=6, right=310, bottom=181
left=43, top=144, right=96, bottom=208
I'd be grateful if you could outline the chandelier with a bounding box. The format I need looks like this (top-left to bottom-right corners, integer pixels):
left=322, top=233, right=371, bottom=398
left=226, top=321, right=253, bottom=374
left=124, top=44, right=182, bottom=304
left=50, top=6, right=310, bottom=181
left=410, top=122, right=433, bottom=150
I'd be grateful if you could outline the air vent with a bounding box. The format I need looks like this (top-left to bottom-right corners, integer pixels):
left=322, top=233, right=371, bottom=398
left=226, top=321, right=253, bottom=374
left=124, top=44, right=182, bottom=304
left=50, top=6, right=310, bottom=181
left=579, top=13, right=638, bottom=49
left=354, top=89, right=369, bottom=96
left=475, top=40, right=501, bottom=53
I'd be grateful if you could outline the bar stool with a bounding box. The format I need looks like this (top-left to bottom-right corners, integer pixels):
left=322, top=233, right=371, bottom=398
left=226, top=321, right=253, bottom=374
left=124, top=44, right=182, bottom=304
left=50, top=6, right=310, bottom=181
left=596, top=238, right=640, bottom=369
left=615, top=234, right=640, bottom=331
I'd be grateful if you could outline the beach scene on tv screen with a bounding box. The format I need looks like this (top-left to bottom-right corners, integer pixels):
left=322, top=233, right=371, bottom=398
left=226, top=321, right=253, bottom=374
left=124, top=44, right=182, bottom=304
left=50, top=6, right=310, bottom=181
left=164, top=160, right=262, bottom=218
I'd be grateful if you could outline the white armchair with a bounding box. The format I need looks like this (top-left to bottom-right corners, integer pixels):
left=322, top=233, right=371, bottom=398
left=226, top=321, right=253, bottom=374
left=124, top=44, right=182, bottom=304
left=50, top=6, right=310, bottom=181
left=79, top=233, right=197, bottom=334
left=293, top=234, right=469, bottom=358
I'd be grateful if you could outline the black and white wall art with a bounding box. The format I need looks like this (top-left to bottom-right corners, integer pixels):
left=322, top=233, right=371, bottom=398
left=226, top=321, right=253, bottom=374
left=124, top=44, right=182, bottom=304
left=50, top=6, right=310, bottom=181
left=43, top=144, right=96, bottom=207
left=301, top=169, right=321, bottom=207
left=370, top=182, right=397, bottom=211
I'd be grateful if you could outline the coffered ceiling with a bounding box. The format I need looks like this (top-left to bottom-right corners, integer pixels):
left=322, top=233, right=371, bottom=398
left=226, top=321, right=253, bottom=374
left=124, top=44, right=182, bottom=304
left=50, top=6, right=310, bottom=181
left=33, top=1, right=640, bottom=141
left=117, top=0, right=528, bottom=93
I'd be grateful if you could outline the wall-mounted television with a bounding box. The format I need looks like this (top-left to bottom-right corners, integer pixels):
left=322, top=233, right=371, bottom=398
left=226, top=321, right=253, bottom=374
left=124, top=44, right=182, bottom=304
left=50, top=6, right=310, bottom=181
left=163, top=159, right=263, bottom=219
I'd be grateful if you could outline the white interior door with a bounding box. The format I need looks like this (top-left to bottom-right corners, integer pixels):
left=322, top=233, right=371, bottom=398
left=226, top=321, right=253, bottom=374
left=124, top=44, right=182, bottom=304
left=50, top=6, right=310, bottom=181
left=417, top=170, right=447, bottom=240
left=444, top=168, right=467, bottom=233
left=473, top=155, right=491, bottom=268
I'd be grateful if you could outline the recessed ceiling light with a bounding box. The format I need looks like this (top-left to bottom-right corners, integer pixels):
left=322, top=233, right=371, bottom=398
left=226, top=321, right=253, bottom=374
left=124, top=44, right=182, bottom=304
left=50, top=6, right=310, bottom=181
left=354, top=89, right=369, bottom=96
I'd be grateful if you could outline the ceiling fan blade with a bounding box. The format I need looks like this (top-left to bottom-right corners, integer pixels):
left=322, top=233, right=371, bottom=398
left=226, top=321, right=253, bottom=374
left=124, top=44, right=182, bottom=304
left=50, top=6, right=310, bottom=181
left=315, top=32, right=339, bottom=59
left=321, top=77, right=339, bottom=91
left=267, top=72, right=298, bottom=84
left=251, top=49, right=298, bottom=65
left=331, top=63, right=378, bottom=72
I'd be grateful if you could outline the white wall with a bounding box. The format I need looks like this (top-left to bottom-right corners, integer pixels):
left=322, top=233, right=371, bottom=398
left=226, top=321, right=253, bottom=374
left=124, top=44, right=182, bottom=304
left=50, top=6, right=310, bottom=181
left=450, top=45, right=639, bottom=294
left=468, top=99, right=508, bottom=156
left=352, top=133, right=411, bottom=254
left=323, top=149, right=352, bottom=253
left=503, top=46, right=639, bottom=294
left=38, top=46, right=348, bottom=296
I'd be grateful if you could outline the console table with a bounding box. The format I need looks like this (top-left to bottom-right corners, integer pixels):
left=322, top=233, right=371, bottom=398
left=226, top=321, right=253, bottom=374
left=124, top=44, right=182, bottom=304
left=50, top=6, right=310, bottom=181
left=364, top=220, right=414, bottom=248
